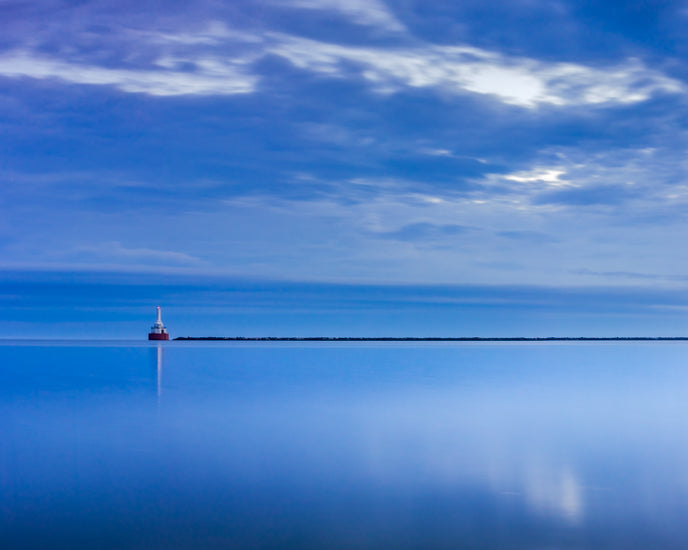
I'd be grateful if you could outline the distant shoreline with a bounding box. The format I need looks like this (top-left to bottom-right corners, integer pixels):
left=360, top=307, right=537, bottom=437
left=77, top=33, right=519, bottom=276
left=174, top=336, right=688, bottom=342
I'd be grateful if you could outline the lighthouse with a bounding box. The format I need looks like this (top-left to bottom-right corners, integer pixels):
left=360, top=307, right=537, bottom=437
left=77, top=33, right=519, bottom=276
left=148, top=306, right=170, bottom=340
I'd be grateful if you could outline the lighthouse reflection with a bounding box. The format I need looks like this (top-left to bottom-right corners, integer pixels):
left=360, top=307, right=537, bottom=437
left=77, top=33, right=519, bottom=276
left=152, top=344, right=163, bottom=399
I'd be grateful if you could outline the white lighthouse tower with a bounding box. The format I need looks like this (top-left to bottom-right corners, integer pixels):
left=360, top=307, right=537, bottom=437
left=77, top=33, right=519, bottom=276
left=148, top=306, right=169, bottom=340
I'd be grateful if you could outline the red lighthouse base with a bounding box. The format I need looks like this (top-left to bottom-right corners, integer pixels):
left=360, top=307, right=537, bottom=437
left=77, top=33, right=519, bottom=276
left=149, top=333, right=170, bottom=341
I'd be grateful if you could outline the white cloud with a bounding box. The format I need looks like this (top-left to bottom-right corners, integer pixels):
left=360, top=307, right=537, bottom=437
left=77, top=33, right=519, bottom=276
left=504, top=167, right=571, bottom=187
left=477, top=146, right=688, bottom=210
left=0, top=50, right=257, bottom=96
left=140, top=21, right=258, bottom=46
left=274, top=0, right=405, bottom=32
left=268, top=35, right=684, bottom=107
left=419, top=148, right=455, bottom=157
left=0, top=24, right=681, bottom=107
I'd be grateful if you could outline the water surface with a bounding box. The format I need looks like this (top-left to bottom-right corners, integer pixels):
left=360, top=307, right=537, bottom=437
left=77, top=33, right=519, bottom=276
left=2, top=341, right=688, bottom=548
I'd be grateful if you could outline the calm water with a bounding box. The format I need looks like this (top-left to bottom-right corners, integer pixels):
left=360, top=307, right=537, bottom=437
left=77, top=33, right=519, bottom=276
left=2, top=341, right=688, bottom=549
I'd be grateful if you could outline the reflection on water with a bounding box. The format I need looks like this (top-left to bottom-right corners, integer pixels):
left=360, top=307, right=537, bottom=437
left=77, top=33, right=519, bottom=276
left=155, top=344, right=162, bottom=399
left=2, top=342, right=688, bottom=549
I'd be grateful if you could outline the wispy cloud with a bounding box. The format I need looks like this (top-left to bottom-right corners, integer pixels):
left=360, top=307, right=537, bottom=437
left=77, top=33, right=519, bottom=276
left=3, top=5, right=688, bottom=288
left=138, top=21, right=258, bottom=46
left=570, top=268, right=666, bottom=281
left=273, top=0, right=405, bottom=32
left=268, top=35, right=683, bottom=107
left=504, top=168, right=569, bottom=186
left=474, top=146, right=688, bottom=213
left=0, top=21, right=681, bottom=108
left=0, top=50, right=257, bottom=96
left=73, top=242, right=206, bottom=266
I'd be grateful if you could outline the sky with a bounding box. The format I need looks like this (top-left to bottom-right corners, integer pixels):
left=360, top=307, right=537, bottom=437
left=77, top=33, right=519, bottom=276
left=3, top=0, right=688, bottom=337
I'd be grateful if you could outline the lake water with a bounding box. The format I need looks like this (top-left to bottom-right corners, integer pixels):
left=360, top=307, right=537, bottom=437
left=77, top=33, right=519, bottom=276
left=2, top=341, right=688, bottom=549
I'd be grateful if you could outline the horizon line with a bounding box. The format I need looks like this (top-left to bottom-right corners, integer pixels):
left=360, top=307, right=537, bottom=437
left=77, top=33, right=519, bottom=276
left=174, top=336, right=688, bottom=342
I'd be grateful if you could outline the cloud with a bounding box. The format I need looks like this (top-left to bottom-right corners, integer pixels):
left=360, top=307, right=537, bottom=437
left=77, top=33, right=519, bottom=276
left=419, top=148, right=456, bottom=158
left=568, top=269, right=688, bottom=283
left=6, top=140, right=688, bottom=286
left=72, top=242, right=206, bottom=266
left=0, top=50, right=257, bottom=96
left=268, top=35, right=684, bottom=107
left=569, top=268, right=665, bottom=281
left=533, top=184, right=641, bottom=206
left=504, top=168, right=569, bottom=186
left=472, top=145, right=688, bottom=214
left=0, top=20, right=681, bottom=108
left=139, top=21, right=257, bottom=46
left=2, top=11, right=688, bottom=288
left=274, top=0, right=405, bottom=32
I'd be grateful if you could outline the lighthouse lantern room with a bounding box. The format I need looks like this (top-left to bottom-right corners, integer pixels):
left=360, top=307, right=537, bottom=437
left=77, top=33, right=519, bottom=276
left=148, top=306, right=170, bottom=340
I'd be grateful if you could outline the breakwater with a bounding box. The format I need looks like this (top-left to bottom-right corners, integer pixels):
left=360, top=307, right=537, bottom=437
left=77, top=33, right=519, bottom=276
left=174, top=336, right=688, bottom=341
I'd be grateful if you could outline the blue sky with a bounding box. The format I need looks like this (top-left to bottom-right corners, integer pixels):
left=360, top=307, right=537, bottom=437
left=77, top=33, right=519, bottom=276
left=3, top=1, right=688, bottom=336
